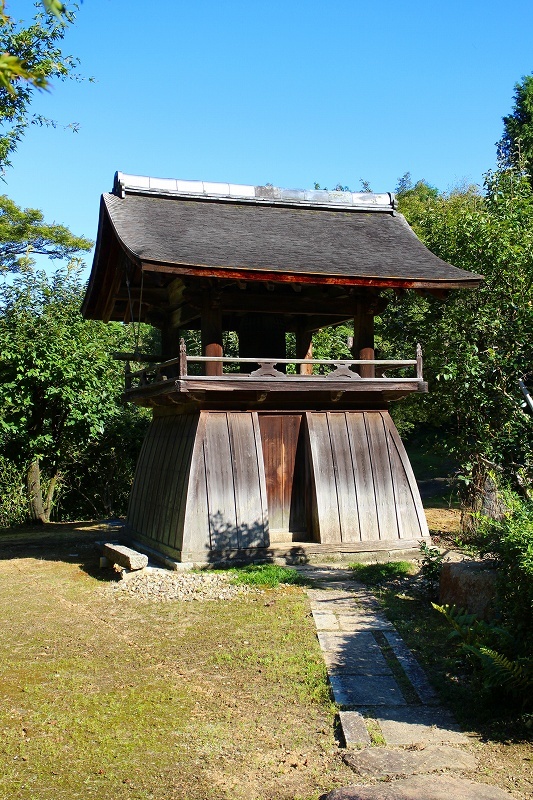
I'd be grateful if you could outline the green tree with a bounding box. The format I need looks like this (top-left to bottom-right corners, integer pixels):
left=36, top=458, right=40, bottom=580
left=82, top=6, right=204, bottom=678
left=0, top=194, right=91, bottom=272
left=498, top=74, right=533, bottom=182
left=0, top=1, right=79, bottom=171
left=382, top=169, right=533, bottom=508
left=0, top=264, right=148, bottom=523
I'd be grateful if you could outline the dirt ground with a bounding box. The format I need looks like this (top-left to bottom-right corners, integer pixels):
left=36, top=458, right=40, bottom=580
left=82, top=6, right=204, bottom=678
left=0, top=520, right=530, bottom=800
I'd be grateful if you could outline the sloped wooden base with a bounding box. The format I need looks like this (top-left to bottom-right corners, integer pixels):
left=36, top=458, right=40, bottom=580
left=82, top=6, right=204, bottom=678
left=125, top=409, right=429, bottom=562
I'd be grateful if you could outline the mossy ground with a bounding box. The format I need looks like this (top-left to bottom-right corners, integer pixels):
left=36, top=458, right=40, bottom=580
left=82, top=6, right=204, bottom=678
left=0, top=531, right=353, bottom=800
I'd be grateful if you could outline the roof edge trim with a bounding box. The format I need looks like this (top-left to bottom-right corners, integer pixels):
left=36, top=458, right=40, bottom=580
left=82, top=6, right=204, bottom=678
left=113, top=171, right=396, bottom=212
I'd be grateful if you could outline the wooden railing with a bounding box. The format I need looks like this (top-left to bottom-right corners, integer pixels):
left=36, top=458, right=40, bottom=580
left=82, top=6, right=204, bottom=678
left=121, top=341, right=423, bottom=393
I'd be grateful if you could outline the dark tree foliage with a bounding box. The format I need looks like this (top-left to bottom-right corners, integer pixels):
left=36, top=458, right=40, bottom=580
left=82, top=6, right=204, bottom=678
left=498, top=74, right=533, bottom=184
left=383, top=169, right=533, bottom=506
left=0, top=265, right=150, bottom=523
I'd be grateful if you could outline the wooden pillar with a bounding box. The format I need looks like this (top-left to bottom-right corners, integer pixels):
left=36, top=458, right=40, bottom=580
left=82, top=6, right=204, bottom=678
left=296, top=326, right=313, bottom=375
left=201, top=295, right=223, bottom=376
left=353, top=300, right=375, bottom=378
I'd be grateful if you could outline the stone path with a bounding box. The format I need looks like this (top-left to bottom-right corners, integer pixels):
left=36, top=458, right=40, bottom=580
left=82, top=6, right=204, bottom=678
left=294, top=564, right=518, bottom=800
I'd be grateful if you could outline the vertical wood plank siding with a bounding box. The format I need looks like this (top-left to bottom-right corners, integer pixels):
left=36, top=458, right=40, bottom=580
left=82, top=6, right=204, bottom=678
left=126, top=408, right=427, bottom=561
left=306, top=413, right=342, bottom=543
left=127, top=414, right=199, bottom=556
left=306, top=411, right=429, bottom=543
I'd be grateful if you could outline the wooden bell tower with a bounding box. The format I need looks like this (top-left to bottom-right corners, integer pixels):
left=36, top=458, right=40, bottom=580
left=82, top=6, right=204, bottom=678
left=83, top=173, right=482, bottom=564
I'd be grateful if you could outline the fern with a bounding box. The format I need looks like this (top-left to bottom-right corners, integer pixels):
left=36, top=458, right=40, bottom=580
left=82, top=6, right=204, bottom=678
left=432, top=603, right=511, bottom=648
left=433, top=603, right=532, bottom=706
left=467, top=646, right=533, bottom=696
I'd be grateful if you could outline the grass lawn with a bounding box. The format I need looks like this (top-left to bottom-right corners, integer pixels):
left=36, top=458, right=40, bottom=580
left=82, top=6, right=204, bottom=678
left=0, top=531, right=355, bottom=800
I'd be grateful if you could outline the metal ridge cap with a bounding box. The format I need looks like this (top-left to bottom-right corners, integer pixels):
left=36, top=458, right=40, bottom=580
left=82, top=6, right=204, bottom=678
left=113, top=171, right=396, bottom=211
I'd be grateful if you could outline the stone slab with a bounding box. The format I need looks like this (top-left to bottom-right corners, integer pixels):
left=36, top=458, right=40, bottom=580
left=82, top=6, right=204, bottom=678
left=318, top=633, right=392, bottom=675
left=375, top=706, right=467, bottom=745
left=324, top=774, right=516, bottom=800
left=102, top=543, right=148, bottom=571
left=312, top=610, right=340, bottom=630
left=342, top=744, right=477, bottom=776
left=339, top=711, right=372, bottom=746
left=336, top=614, right=394, bottom=631
left=318, top=631, right=382, bottom=652
left=382, top=630, right=439, bottom=705
left=330, top=675, right=407, bottom=707
left=307, top=589, right=357, bottom=602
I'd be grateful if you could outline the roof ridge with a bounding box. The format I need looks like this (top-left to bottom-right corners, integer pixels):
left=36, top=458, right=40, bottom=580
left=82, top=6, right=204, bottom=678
left=113, top=171, right=396, bottom=212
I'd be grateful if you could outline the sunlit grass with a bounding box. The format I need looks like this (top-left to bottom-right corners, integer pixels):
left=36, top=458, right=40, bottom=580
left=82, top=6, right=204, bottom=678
left=227, top=563, right=312, bottom=588
left=348, top=560, right=415, bottom=586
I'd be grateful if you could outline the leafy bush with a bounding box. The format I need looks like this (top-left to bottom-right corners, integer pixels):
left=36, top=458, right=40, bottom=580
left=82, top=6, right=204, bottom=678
left=432, top=496, right=533, bottom=706
left=473, top=494, right=533, bottom=654
left=419, top=541, right=444, bottom=598
left=0, top=455, right=26, bottom=527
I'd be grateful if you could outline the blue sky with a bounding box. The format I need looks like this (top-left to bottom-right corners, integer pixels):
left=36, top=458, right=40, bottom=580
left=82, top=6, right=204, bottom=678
left=5, top=0, right=533, bottom=268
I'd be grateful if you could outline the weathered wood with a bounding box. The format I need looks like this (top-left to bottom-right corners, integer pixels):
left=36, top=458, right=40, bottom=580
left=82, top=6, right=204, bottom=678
left=228, top=412, right=268, bottom=548
left=416, top=342, right=423, bottom=380
left=102, top=543, right=148, bottom=570
left=385, top=414, right=429, bottom=539
left=258, top=414, right=305, bottom=535
left=327, top=413, right=361, bottom=542
left=179, top=338, right=187, bottom=377
left=306, top=412, right=342, bottom=544
left=345, top=413, right=380, bottom=542
left=158, top=414, right=193, bottom=548
left=140, top=259, right=482, bottom=291
left=180, top=413, right=210, bottom=558
left=203, top=412, right=238, bottom=549
left=364, top=412, right=399, bottom=540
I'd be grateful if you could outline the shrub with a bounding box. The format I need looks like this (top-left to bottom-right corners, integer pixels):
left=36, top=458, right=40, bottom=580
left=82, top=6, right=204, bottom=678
left=473, top=494, right=533, bottom=655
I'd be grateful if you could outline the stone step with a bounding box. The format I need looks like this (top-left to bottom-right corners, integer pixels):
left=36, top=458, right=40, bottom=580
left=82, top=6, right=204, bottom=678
left=342, top=745, right=477, bottom=778
left=324, top=774, right=517, bottom=800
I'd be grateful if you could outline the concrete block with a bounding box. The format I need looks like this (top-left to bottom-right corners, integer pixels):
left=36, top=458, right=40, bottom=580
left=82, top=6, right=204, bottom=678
left=439, top=562, right=497, bottom=620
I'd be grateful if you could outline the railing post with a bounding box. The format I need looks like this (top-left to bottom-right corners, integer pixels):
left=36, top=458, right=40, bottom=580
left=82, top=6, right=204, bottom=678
left=125, top=361, right=132, bottom=391
left=179, top=338, right=187, bottom=377
left=416, top=343, right=423, bottom=380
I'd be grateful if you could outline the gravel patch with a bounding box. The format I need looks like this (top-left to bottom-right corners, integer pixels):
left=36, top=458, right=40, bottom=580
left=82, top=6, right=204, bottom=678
left=106, top=567, right=264, bottom=602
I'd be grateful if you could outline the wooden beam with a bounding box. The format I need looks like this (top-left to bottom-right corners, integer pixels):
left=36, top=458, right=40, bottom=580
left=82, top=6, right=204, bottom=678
left=141, top=260, right=483, bottom=290
left=180, top=290, right=357, bottom=317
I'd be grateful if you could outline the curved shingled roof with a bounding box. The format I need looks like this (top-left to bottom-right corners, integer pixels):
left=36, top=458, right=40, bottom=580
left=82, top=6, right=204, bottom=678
left=100, top=191, right=481, bottom=285
left=82, top=173, right=482, bottom=322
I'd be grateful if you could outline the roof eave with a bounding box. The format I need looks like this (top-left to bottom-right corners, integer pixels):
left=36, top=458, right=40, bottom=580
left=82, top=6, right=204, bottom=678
left=139, top=258, right=484, bottom=290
